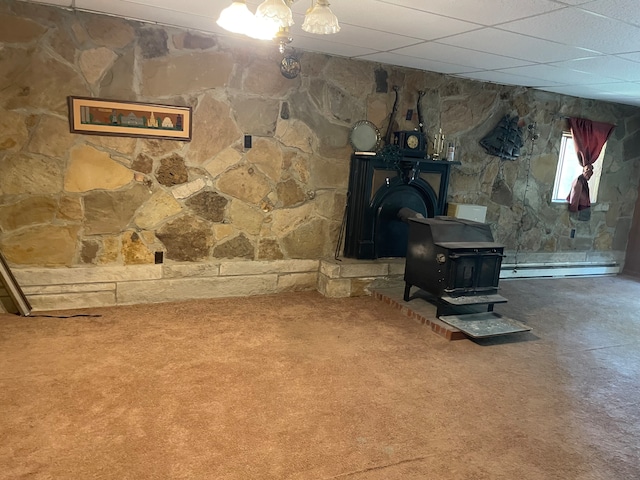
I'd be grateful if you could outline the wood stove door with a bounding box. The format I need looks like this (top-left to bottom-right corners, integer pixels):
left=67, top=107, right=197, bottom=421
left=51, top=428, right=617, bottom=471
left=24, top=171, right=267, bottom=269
left=445, top=249, right=503, bottom=296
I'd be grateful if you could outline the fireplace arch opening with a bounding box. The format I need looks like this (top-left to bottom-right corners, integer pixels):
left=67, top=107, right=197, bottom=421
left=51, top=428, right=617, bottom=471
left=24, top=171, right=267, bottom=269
left=373, top=180, right=437, bottom=258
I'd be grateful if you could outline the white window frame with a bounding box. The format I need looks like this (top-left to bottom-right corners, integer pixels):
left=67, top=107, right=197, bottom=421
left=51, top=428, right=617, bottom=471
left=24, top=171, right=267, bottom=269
left=552, top=131, right=606, bottom=204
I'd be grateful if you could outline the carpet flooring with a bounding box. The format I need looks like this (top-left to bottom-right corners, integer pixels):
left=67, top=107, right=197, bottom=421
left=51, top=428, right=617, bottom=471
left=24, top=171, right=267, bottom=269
left=1, top=275, right=639, bottom=479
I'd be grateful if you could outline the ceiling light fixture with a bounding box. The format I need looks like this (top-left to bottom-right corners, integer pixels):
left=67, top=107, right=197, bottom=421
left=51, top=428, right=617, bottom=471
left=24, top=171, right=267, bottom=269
left=256, top=0, right=295, bottom=28
left=302, top=0, right=340, bottom=35
left=215, top=0, right=256, bottom=35
left=216, top=0, right=340, bottom=51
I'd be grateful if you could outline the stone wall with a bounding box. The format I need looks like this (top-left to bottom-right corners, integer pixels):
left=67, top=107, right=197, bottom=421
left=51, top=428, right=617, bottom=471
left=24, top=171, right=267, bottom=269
left=1, top=1, right=640, bottom=307
left=623, top=175, right=640, bottom=277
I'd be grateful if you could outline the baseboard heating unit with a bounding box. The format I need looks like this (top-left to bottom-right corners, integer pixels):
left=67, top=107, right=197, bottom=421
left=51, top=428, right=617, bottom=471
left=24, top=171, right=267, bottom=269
left=500, top=262, right=620, bottom=279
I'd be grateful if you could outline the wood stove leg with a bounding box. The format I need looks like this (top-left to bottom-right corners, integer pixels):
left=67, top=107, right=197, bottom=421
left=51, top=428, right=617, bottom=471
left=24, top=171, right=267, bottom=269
left=403, top=283, right=412, bottom=302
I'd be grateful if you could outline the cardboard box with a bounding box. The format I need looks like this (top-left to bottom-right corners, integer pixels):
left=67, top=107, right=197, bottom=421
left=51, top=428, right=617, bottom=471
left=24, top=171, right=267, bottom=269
left=447, top=203, right=487, bottom=223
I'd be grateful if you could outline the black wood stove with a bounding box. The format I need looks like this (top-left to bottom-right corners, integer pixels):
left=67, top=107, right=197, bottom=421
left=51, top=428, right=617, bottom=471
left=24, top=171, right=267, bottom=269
left=403, top=217, right=504, bottom=306
left=402, top=216, right=532, bottom=338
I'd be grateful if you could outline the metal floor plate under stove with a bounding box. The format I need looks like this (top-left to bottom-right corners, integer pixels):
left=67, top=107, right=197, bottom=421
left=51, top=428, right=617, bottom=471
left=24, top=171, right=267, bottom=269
left=439, top=312, right=531, bottom=338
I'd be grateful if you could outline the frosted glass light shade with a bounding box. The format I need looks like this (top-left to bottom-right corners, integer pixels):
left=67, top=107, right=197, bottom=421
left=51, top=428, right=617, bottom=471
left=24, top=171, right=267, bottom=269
left=216, top=1, right=255, bottom=35
left=256, top=0, right=294, bottom=28
left=302, top=0, right=340, bottom=34
left=247, top=16, right=281, bottom=40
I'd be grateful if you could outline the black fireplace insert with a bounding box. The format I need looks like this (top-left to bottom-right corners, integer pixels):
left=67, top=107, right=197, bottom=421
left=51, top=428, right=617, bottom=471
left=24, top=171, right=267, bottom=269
left=343, top=154, right=456, bottom=259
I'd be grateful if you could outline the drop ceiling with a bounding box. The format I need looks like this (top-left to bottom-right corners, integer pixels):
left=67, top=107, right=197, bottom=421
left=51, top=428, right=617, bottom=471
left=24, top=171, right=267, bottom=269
left=20, top=0, right=640, bottom=107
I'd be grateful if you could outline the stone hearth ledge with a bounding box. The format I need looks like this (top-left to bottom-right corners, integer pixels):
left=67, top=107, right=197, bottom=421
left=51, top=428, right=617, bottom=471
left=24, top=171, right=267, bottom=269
left=317, top=258, right=405, bottom=297
left=4, top=259, right=405, bottom=312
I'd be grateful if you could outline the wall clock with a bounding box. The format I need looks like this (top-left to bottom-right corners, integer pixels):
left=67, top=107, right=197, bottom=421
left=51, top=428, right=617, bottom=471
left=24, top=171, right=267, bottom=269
left=394, top=130, right=426, bottom=158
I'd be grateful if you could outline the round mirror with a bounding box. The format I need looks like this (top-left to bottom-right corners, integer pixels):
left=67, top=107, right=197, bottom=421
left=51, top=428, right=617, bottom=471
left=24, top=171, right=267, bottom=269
left=349, top=120, right=380, bottom=152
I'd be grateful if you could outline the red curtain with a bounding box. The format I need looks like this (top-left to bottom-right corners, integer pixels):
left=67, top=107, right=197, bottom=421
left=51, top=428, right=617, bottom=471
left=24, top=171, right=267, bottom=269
left=566, top=117, right=615, bottom=212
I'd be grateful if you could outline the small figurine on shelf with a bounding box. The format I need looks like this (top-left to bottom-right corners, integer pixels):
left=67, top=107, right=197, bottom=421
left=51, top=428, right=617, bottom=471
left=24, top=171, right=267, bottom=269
left=447, top=142, right=455, bottom=161
left=432, top=128, right=445, bottom=159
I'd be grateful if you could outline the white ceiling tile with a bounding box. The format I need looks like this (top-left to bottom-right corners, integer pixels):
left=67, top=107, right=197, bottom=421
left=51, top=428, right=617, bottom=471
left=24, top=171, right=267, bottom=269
left=375, top=0, right=565, bottom=26
left=552, top=0, right=597, bottom=5
left=550, top=56, right=640, bottom=82
left=76, top=0, right=221, bottom=32
left=618, top=52, right=640, bottom=63
left=538, top=85, right=601, bottom=96
left=289, top=36, right=378, bottom=59
left=293, top=22, right=423, bottom=52
left=356, top=52, right=481, bottom=75
left=589, top=82, right=640, bottom=95
left=75, top=0, right=191, bottom=15
left=393, top=42, right=533, bottom=70
left=120, top=0, right=213, bottom=13
left=290, top=0, right=480, bottom=41
left=499, top=8, right=640, bottom=54
left=580, top=0, right=640, bottom=27
left=438, top=28, right=603, bottom=63
left=539, top=84, right=640, bottom=106
left=497, top=64, right=622, bottom=85
left=460, top=70, right=564, bottom=87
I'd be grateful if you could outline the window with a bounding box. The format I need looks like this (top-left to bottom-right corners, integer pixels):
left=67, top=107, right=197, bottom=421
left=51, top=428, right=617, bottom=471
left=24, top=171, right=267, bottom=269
left=552, top=131, right=606, bottom=203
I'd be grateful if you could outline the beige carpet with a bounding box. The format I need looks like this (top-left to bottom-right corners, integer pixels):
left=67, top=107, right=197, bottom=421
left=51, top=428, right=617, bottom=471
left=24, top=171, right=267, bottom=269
left=1, top=276, right=639, bottom=479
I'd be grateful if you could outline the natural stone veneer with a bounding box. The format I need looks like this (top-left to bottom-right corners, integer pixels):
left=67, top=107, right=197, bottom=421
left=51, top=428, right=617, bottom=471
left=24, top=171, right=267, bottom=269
left=0, top=110, right=28, bottom=152
left=65, top=145, right=134, bottom=192
left=156, top=214, right=213, bottom=261
left=79, top=47, right=117, bottom=85
left=0, top=12, right=46, bottom=43
left=1, top=225, right=80, bottom=265
left=0, top=0, right=639, bottom=305
left=142, top=52, right=233, bottom=97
